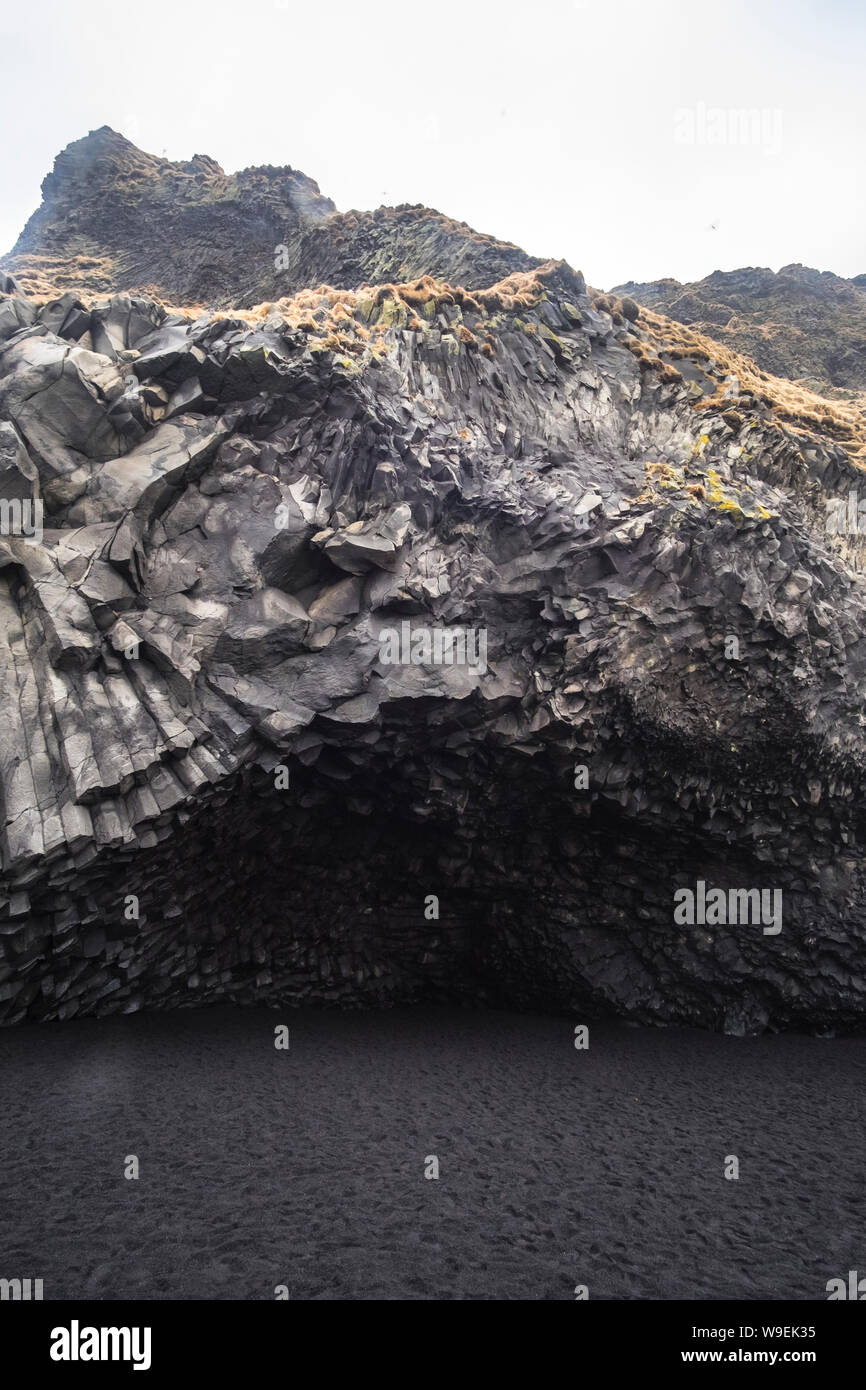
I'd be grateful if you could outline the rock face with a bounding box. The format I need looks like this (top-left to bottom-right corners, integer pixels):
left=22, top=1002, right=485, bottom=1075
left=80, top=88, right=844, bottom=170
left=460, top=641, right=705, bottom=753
left=2, top=127, right=539, bottom=309
left=613, top=264, right=866, bottom=396
left=2, top=135, right=866, bottom=1033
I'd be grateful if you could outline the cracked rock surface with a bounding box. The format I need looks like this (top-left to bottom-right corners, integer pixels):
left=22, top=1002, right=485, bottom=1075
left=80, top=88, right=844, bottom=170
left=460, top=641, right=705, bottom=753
left=1, top=126, right=540, bottom=309
left=1, top=141, right=866, bottom=1032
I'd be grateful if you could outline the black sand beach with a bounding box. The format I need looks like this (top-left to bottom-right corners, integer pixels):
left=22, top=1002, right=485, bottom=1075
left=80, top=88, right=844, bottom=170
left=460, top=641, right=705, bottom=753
left=1, top=1006, right=864, bottom=1301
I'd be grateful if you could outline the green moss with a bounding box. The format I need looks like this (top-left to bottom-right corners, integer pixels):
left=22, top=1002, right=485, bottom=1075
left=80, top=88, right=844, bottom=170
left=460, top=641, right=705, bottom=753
left=538, top=323, right=565, bottom=351
left=705, top=468, right=773, bottom=522
left=354, top=296, right=376, bottom=324
left=716, top=497, right=746, bottom=520
left=378, top=296, right=407, bottom=328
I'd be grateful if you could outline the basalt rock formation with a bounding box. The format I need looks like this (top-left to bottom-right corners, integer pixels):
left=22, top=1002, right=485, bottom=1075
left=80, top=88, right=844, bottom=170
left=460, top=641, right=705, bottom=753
left=2, top=133, right=866, bottom=1033
left=613, top=264, right=866, bottom=397
left=2, top=127, right=539, bottom=309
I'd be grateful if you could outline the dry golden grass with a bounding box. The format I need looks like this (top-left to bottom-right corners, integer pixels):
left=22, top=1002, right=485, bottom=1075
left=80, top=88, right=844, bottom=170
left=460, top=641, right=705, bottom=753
left=2, top=248, right=562, bottom=367
left=9, top=250, right=861, bottom=474
left=586, top=286, right=866, bottom=468
left=1, top=252, right=119, bottom=304
left=175, top=263, right=560, bottom=359
left=636, top=306, right=866, bottom=466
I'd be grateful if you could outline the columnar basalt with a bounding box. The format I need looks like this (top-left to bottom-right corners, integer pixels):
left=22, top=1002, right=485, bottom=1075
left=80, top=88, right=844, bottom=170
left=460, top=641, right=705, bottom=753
left=1, top=136, right=866, bottom=1033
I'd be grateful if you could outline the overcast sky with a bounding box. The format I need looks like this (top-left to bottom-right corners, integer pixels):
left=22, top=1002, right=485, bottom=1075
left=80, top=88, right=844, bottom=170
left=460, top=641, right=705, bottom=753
left=1, top=0, right=864, bottom=290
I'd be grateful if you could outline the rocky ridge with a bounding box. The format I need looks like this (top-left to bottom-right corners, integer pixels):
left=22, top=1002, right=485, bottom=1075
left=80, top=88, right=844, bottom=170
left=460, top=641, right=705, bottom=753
left=2, top=127, right=540, bottom=309
left=613, top=264, right=866, bottom=398
left=1, top=134, right=866, bottom=1032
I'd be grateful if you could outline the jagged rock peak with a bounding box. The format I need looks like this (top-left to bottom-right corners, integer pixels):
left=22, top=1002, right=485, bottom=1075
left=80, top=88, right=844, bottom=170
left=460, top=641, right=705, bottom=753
left=613, top=263, right=866, bottom=396
left=3, top=131, right=866, bottom=1037
left=2, top=128, right=541, bottom=310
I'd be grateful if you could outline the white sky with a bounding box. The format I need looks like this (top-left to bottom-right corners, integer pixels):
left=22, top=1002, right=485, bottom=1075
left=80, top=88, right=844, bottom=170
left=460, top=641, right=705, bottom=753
left=1, top=0, right=864, bottom=290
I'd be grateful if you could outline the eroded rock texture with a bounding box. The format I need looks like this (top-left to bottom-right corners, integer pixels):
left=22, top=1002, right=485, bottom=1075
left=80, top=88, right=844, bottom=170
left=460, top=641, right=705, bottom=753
left=2, top=140, right=866, bottom=1032
left=614, top=263, right=866, bottom=396
left=2, top=127, right=539, bottom=308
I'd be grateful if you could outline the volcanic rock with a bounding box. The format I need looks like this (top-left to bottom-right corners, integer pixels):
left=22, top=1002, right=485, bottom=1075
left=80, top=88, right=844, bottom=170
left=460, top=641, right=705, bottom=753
left=1, top=135, right=866, bottom=1033
left=613, top=264, right=866, bottom=395
left=2, top=127, right=540, bottom=309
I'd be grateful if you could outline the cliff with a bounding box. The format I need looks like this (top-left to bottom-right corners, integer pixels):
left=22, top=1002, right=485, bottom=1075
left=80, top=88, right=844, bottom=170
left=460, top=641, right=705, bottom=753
left=613, top=264, right=866, bottom=397
left=2, top=126, right=540, bottom=308
left=1, top=132, right=866, bottom=1032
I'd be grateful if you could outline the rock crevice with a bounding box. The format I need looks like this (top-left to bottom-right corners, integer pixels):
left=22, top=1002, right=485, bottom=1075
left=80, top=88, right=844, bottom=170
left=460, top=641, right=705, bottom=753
left=1, top=137, right=866, bottom=1032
